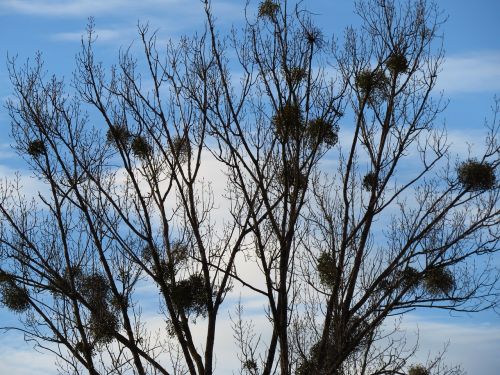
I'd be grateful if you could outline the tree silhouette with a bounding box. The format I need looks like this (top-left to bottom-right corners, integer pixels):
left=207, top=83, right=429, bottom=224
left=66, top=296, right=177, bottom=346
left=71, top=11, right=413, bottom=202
left=1, top=1, right=499, bottom=374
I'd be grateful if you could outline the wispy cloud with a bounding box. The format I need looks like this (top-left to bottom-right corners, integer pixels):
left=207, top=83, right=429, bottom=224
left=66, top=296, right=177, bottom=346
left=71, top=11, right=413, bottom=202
left=51, top=28, right=132, bottom=43
left=0, top=336, right=55, bottom=375
left=401, top=314, right=500, bottom=373
left=0, top=0, right=179, bottom=17
left=438, top=51, right=500, bottom=93
left=0, top=0, right=243, bottom=22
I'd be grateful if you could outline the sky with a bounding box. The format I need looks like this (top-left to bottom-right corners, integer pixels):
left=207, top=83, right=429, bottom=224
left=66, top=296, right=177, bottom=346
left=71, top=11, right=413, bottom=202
left=0, top=0, right=499, bottom=374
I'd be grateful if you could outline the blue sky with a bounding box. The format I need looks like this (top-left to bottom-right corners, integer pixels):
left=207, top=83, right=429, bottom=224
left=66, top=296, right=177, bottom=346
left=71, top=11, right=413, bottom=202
left=0, top=1, right=499, bottom=374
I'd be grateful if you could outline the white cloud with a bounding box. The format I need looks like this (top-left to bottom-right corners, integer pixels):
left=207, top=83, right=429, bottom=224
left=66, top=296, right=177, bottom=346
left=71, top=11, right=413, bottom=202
left=0, top=0, right=244, bottom=22
left=0, top=143, right=17, bottom=160
left=139, top=299, right=272, bottom=373
left=437, top=51, right=500, bottom=93
left=0, top=164, right=49, bottom=200
left=0, top=0, right=179, bottom=17
left=51, top=28, right=131, bottom=43
left=0, top=336, right=55, bottom=375
left=400, top=314, right=500, bottom=374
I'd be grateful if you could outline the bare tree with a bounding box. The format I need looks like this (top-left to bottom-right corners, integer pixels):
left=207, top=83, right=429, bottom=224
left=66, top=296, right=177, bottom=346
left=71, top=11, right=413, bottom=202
left=1, top=1, right=498, bottom=374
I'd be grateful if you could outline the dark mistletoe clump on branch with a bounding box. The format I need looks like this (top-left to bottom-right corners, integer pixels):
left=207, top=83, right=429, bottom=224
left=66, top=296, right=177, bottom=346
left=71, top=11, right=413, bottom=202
left=399, top=267, right=420, bottom=290
left=362, top=171, right=379, bottom=191
left=106, top=124, right=132, bottom=146
left=457, top=159, right=496, bottom=191
left=78, top=272, right=121, bottom=344
left=423, top=267, right=454, bottom=296
left=355, top=69, right=390, bottom=102
left=306, top=117, right=339, bottom=148
left=89, top=307, right=120, bottom=344
left=243, top=359, right=258, bottom=372
left=277, top=166, right=308, bottom=191
left=258, top=0, right=280, bottom=19
left=408, top=364, right=430, bottom=375
left=171, top=274, right=211, bottom=317
left=49, top=266, right=84, bottom=294
left=75, top=340, right=94, bottom=356
left=287, top=66, right=307, bottom=84
left=316, top=252, right=337, bottom=287
left=170, top=136, right=191, bottom=164
left=297, top=316, right=370, bottom=374
left=0, top=279, right=30, bottom=312
left=386, top=52, right=408, bottom=74
left=49, top=268, right=121, bottom=344
left=27, top=140, right=46, bottom=158
left=272, top=102, right=304, bottom=141
left=131, top=135, right=153, bottom=159
left=0, top=269, right=14, bottom=283
left=80, top=273, right=111, bottom=303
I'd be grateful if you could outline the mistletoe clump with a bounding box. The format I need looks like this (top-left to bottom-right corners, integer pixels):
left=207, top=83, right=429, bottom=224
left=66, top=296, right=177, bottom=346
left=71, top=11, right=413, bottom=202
left=131, top=135, right=153, bottom=159
left=153, top=260, right=175, bottom=283
left=306, top=117, right=339, bottom=148
left=286, top=66, right=307, bottom=85
left=89, top=307, right=119, bottom=345
left=75, top=340, right=95, bottom=356
left=106, top=124, right=131, bottom=147
left=258, top=0, right=279, bottom=19
left=297, top=316, right=369, bottom=374
left=27, top=140, right=46, bottom=158
left=278, top=166, right=308, bottom=191
left=141, top=245, right=155, bottom=263
left=457, top=159, right=496, bottom=191
left=77, top=272, right=120, bottom=344
left=110, top=294, right=129, bottom=310
left=0, top=269, right=15, bottom=284
left=362, top=171, right=379, bottom=191
left=149, top=242, right=189, bottom=281
left=0, top=281, right=30, bottom=312
left=171, top=241, right=189, bottom=265
left=80, top=273, right=111, bottom=303
left=170, top=136, right=191, bottom=164
left=399, top=267, right=420, bottom=290
left=304, top=26, right=322, bottom=46
left=272, top=103, right=304, bottom=141
left=355, top=69, right=390, bottom=101
left=243, top=359, right=258, bottom=372
left=386, top=52, right=408, bottom=74
left=49, top=266, right=83, bottom=295
left=317, top=252, right=337, bottom=287
left=297, top=340, right=334, bottom=374
left=171, top=274, right=210, bottom=317
left=347, top=315, right=371, bottom=349
left=408, top=364, right=430, bottom=375
left=423, top=267, right=454, bottom=296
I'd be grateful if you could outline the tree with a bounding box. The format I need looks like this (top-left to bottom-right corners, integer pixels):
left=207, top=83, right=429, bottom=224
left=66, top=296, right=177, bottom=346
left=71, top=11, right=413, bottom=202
left=1, top=0, right=499, bottom=374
